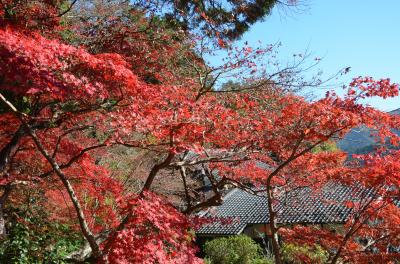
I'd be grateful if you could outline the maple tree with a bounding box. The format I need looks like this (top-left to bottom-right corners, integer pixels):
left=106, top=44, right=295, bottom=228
left=0, top=1, right=207, bottom=262
left=1, top=1, right=400, bottom=263
left=209, top=78, right=400, bottom=263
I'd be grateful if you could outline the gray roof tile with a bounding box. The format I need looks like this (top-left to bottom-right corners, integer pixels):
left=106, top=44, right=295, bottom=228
left=196, top=182, right=371, bottom=235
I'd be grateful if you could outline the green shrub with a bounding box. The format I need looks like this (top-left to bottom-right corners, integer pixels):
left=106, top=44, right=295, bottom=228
left=281, top=243, right=329, bottom=264
left=0, top=196, right=84, bottom=263
left=0, top=218, right=84, bottom=264
left=204, top=235, right=273, bottom=264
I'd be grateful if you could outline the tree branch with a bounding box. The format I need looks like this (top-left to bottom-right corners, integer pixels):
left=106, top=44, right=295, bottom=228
left=0, top=92, right=101, bottom=258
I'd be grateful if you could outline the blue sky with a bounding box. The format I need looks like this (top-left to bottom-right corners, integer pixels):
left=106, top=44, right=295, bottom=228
left=228, top=0, right=400, bottom=111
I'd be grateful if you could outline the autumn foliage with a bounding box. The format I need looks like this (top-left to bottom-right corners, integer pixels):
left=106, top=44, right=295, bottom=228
left=1, top=1, right=400, bottom=263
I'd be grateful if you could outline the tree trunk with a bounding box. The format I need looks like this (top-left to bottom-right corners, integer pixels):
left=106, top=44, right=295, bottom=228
left=0, top=92, right=102, bottom=258
left=266, top=186, right=282, bottom=264
left=0, top=126, right=24, bottom=174
left=0, top=125, right=24, bottom=239
left=0, top=184, right=12, bottom=238
left=329, top=231, right=352, bottom=264
left=141, top=152, right=175, bottom=193
left=179, top=166, right=192, bottom=209
left=27, top=130, right=101, bottom=258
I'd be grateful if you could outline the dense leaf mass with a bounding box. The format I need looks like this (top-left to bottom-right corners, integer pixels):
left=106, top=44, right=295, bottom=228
left=107, top=192, right=202, bottom=263
left=0, top=28, right=139, bottom=100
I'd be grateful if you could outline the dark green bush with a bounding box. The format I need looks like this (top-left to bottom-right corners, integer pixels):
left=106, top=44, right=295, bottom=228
left=204, top=235, right=273, bottom=264
left=0, top=195, right=84, bottom=263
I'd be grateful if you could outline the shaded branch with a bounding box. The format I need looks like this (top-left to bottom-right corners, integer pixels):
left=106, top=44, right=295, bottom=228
left=0, top=92, right=101, bottom=258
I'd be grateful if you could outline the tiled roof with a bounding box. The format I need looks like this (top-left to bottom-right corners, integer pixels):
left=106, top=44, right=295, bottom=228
left=196, top=220, right=247, bottom=235
left=197, top=189, right=268, bottom=235
left=196, top=182, right=372, bottom=236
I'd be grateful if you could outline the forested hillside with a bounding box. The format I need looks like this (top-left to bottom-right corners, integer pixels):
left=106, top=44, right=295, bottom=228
left=338, top=108, right=400, bottom=154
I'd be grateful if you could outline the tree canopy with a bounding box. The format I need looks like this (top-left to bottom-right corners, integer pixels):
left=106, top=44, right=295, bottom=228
left=0, top=0, right=400, bottom=263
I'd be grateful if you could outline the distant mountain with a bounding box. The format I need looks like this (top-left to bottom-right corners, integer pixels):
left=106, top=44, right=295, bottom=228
left=389, top=108, right=400, bottom=115
left=336, top=126, right=376, bottom=154
left=337, top=108, right=400, bottom=154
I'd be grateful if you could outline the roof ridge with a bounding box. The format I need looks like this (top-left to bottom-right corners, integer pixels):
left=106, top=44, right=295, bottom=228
left=222, top=188, right=240, bottom=201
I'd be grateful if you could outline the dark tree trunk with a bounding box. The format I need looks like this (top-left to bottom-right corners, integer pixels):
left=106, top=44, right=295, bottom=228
left=0, top=126, right=24, bottom=174
left=141, top=152, right=175, bottom=193
left=266, top=186, right=282, bottom=264
left=0, top=126, right=24, bottom=239
left=0, top=184, right=12, bottom=238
